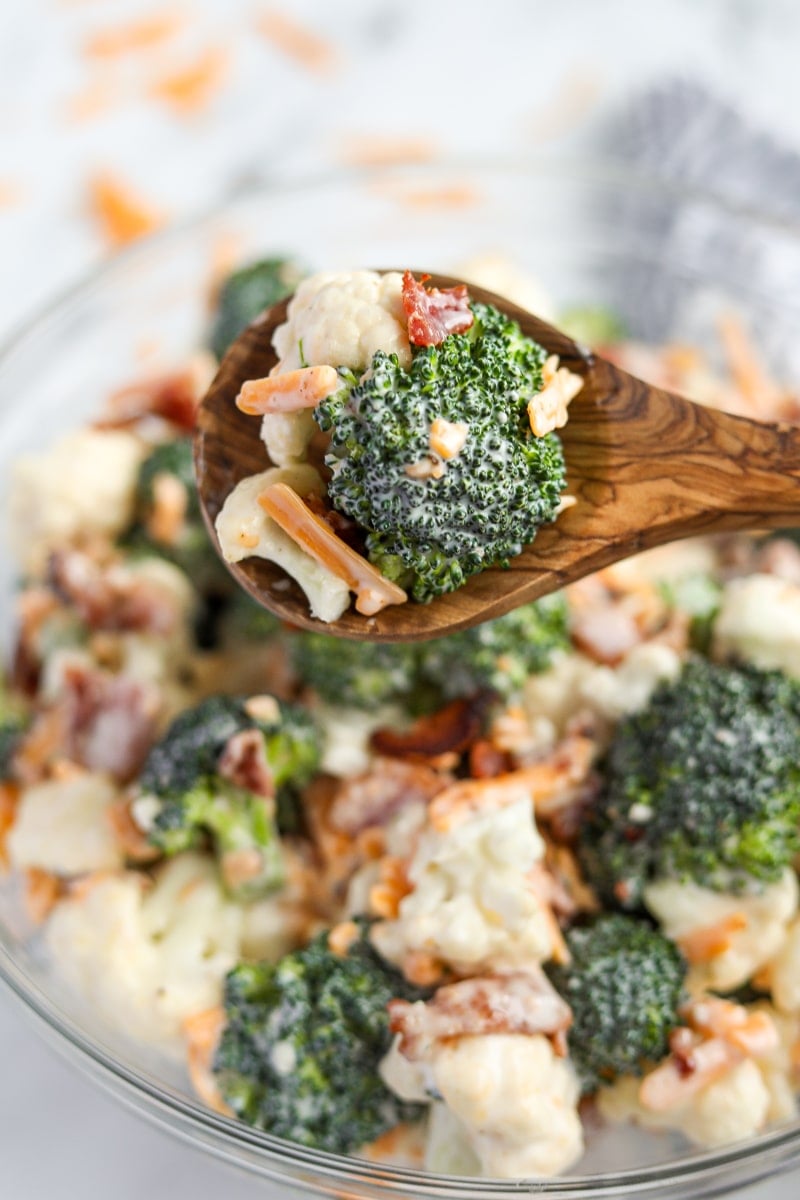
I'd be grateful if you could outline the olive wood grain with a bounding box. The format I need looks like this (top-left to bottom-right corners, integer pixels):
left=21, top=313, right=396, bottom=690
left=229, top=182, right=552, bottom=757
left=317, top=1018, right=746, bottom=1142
left=195, top=275, right=800, bottom=642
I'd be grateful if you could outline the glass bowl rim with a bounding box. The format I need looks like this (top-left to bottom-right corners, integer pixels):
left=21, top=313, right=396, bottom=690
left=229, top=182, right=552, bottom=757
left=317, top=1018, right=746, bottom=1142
left=2, top=154, right=800, bottom=1197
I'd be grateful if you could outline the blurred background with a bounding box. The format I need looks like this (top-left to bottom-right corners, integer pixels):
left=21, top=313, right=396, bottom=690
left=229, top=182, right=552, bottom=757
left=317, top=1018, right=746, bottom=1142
left=2, top=1, right=800, bottom=1196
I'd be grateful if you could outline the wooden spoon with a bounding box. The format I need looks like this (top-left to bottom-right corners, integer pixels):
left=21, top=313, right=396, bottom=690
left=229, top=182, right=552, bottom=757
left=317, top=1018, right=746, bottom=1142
left=195, top=274, right=800, bottom=643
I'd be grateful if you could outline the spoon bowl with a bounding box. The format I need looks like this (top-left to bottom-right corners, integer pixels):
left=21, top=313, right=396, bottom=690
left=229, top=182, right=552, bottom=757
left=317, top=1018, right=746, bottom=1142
left=195, top=275, right=800, bottom=642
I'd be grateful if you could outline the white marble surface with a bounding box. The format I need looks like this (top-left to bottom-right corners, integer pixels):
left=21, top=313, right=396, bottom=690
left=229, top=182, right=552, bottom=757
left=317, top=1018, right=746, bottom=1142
left=3, top=1, right=800, bottom=1197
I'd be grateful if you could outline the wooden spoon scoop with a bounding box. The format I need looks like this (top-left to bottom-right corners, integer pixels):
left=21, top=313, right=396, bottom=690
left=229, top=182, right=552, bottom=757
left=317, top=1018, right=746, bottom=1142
left=195, top=275, right=800, bottom=643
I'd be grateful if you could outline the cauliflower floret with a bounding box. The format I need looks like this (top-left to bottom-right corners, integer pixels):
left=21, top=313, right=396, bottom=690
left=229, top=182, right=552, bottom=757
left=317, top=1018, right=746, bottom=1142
left=9, top=429, right=146, bottom=577
left=522, top=642, right=682, bottom=750
left=315, top=702, right=405, bottom=778
left=370, top=793, right=554, bottom=973
left=713, top=573, right=800, bottom=678
left=599, top=1059, right=771, bottom=1149
left=262, top=270, right=411, bottom=467
left=45, top=855, right=245, bottom=1052
left=383, top=1034, right=583, bottom=1178
left=8, top=772, right=123, bottom=875
left=644, top=870, right=799, bottom=993
left=765, top=915, right=800, bottom=1014
left=215, top=464, right=348, bottom=622
left=423, top=1102, right=481, bottom=1176
left=750, top=1003, right=799, bottom=1123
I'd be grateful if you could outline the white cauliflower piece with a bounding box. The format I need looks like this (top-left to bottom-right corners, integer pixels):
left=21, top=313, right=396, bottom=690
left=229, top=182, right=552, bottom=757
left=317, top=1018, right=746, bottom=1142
left=215, top=464, right=349, bottom=623
left=423, top=1102, right=481, bottom=1176
left=599, top=1060, right=770, bottom=1149
left=750, top=1003, right=799, bottom=1124
left=8, top=772, right=123, bottom=875
left=713, top=573, right=800, bottom=678
left=765, top=915, right=800, bottom=1014
left=384, top=1034, right=583, bottom=1178
left=262, top=270, right=411, bottom=467
left=371, top=794, right=553, bottom=973
left=315, top=702, right=405, bottom=778
left=45, top=854, right=245, bottom=1052
left=8, top=429, right=146, bottom=577
left=644, top=870, right=799, bottom=993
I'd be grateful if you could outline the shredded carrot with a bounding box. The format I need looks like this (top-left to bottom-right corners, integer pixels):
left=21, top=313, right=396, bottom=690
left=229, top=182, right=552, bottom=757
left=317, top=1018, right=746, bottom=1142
left=0, top=783, right=19, bottom=871
left=677, top=912, right=748, bottom=964
left=84, top=12, right=183, bottom=58
left=236, top=366, right=340, bottom=415
left=258, top=482, right=408, bottom=616
left=256, top=10, right=338, bottom=73
left=338, top=134, right=437, bottom=167
left=88, top=172, right=163, bottom=247
left=149, top=47, right=229, bottom=115
left=24, top=868, right=62, bottom=925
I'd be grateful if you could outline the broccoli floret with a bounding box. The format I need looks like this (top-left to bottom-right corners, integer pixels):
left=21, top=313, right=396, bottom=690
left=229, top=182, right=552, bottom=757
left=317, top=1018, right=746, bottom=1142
left=213, top=924, right=425, bottom=1153
left=547, top=914, right=686, bottom=1093
left=139, top=695, right=320, bottom=898
left=559, top=305, right=626, bottom=347
left=209, top=257, right=305, bottom=360
left=579, top=658, right=800, bottom=909
left=416, top=594, right=570, bottom=701
left=289, top=632, right=419, bottom=710
left=316, top=303, right=566, bottom=602
left=659, top=574, right=722, bottom=654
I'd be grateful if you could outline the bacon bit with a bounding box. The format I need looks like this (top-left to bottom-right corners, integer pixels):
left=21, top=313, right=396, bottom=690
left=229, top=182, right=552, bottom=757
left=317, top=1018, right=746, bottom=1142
left=98, top=368, right=199, bottom=431
left=639, top=1036, right=742, bottom=1112
left=221, top=847, right=266, bottom=891
left=429, top=739, right=596, bottom=834
left=389, top=968, right=572, bottom=1061
left=256, top=10, right=339, bottom=74
left=106, top=797, right=161, bottom=864
left=469, top=739, right=513, bottom=779
left=0, top=783, right=19, bottom=871
left=236, top=366, right=340, bottom=415
left=88, top=172, right=163, bottom=248
left=258, top=483, right=407, bottom=616
left=401, top=271, right=474, bottom=347
left=677, top=912, right=748, bottom=964
left=328, top=920, right=360, bottom=957
left=24, top=868, right=63, bottom=925
left=149, top=48, right=229, bottom=115
left=429, top=417, right=468, bottom=460
left=218, top=729, right=275, bottom=798
left=48, top=549, right=183, bottom=636
left=183, top=1007, right=233, bottom=1116
left=371, top=696, right=489, bottom=766
left=330, top=757, right=448, bottom=836
left=84, top=12, right=183, bottom=57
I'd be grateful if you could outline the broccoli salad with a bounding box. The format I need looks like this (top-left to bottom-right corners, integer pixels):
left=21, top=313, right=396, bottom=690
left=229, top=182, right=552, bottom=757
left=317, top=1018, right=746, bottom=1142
left=4, top=253, right=800, bottom=1179
left=216, top=268, right=582, bottom=618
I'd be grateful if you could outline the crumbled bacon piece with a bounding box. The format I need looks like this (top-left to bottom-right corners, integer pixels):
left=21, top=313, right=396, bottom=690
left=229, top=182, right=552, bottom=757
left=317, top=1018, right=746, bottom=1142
left=389, top=968, right=572, bottom=1062
left=329, top=757, right=448, bottom=836
left=218, top=728, right=275, bottom=798
left=401, top=271, right=474, bottom=347
left=47, top=549, right=185, bottom=636
left=97, top=369, right=199, bottom=431
left=370, top=695, right=490, bottom=765
left=468, top=738, right=513, bottom=779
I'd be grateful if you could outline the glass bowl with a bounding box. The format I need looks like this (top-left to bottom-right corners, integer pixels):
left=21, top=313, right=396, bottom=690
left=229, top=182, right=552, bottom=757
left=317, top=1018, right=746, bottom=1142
left=2, top=160, right=800, bottom=1200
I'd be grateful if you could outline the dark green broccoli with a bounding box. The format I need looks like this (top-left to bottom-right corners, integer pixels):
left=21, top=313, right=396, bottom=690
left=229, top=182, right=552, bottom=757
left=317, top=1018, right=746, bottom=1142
left=579, top=658, right=800, bottom=909
left=289, top=594, right=569, bottom=712
left=138, top=695, right=320, bottom=898
left=415, top=594, right=570, bottom=702
left=316, top=302, right=566, bottom=602
left=0, top=715, right=26, bottom=781
left=547, top=914, right=686, bottom=1093
left=213, top=924, right=425, bottom=1153
left=209, top=257, right=305, bottom=360
left=559, top=305, right=626, bottom=347
left=289, top=632, right=419, bottom=710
